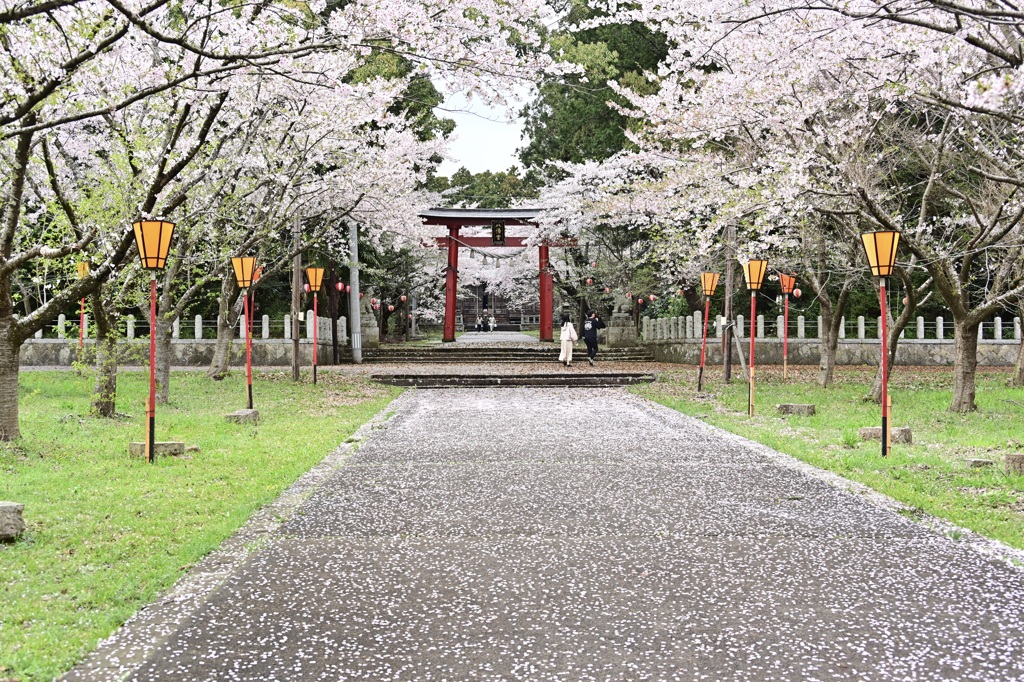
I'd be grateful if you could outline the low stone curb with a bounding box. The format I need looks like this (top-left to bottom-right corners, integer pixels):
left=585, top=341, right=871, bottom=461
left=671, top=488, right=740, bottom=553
left=60, top=393, right=410, bottom=682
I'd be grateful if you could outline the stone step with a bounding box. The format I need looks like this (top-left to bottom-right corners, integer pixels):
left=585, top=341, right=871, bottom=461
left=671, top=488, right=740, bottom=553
left=371, top=373, right=656, bottom=388
left=358, top=348, right=654, bottom=364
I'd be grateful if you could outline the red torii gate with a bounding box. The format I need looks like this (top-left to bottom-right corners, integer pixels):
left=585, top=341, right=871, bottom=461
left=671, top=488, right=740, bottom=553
left=420, top=208, right=567, bottom=343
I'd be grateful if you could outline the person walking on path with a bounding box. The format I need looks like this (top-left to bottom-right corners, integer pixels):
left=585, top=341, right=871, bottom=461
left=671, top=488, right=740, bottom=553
left=559, top=313, right=578, bottom=367
left=582, top=310, right=606, bottom=366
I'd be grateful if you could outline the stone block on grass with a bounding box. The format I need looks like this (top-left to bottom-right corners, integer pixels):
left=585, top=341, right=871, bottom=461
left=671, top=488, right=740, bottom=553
left=1006, top=453, right=1024, bottom=476
left=857, top=427, right=912, bottom=444
left=0, top=501, right=25, bottom=541
left=129, top=441, right=186, bottom=458
left=777, top=404, right=816, bottom=417
left=968, top=458, right=995, bottom=468
left=224, top=409, right=259, bottom=425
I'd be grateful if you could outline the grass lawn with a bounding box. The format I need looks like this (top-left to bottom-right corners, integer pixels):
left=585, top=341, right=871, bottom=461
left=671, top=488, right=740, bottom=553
left=635, top=365, right=1024, bottom=549
left=0, top=369, right=399, bottom=682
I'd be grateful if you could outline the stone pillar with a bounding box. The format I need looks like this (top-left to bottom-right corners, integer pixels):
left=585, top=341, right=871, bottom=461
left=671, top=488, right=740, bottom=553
left=686, top=316, right=694, bottom=339
left=715, top=316, right=723, bottom=339
left=858, top=316, right=865, bottom=339
left=262, top=315, right=270, bottom=339
left=936, top=316, right=944, bottom=340
left=736, top=315, right=744, bottom=338
left=172, top=317, right=180, bottom=339
left=126, top=315, right=135, bottom=339
left=57, top=314, right=66, bottom=338
left=82, top=315, right=87, bottom=339
left=1015, top=317, right=1022, bottom=341
left=284, top=314, right=291, bottom=340
left=757, top=315, right=764, bottom=338
left=817, top=316, right=823, bottom=339
left=978, top=323, right=985, bottom=341
left=34, top=328, right=42, bottom=339
left=776, top=316, right=784, bottom=339
left=306, top=309, right=314, bottom=339
left=917, top=316, right=924, bottom=339
left=693, top=311, right=701, bottom=339
left=797, top=316, right=805, bottom=339
left=670, top=317, right=679, bottom=340
left=195, top=315, right=202, bottom=340
left=339, top=316, right=348, bottom=346
left=877, top=317, right=883, bottom=339
left=995, top=316, right=1003, bottom=340
left=839, top=317, right=846, bottom=339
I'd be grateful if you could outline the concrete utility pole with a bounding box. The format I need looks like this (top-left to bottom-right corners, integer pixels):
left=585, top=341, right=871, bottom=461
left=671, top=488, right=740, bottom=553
left=291, top=216, right=301, bottom=381
left=348, top=221, right=362, bottom=364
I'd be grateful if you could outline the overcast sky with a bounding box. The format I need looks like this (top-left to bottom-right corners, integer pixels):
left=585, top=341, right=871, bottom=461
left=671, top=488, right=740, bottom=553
left=435, top=90, right=527, bottom=176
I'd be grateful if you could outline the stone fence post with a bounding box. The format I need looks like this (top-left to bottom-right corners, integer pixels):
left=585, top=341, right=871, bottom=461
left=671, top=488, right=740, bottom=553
left=797, top=316, right=805, bottom=339
left=306, top=309, right=315, bottom=339
left=736, top=314, right=744, bottom=338
left=776, top=316, right=784, bottom=339
left=57, top=314, right=66, bottom=338
left=839, top=317, right=846, bottom=339
left=917, top=316, right=924, bottom=339
left=1015, top=317, right=1022, bottom=341
left=284, top=314, right=291, bottom=340
left=757, top=315, right=764, bottom=338
left=262, top=315, right=270, bottom=339
left=195, top=315, right=202, bottom=340
left=857, top=316, right=865, bottom=339
left=936, top=316, right=944, bottom=340
left=995, top=317, right=1003, bottom=340
left=172, top=317, right=180, bottom=339
left=126, top=315, right=135, bottom=339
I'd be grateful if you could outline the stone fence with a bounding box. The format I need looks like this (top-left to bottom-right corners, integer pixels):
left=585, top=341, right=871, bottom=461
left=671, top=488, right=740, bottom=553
left=20, top=312, right=346, bottom=367
left=642, top=313, right=1023, bottom=366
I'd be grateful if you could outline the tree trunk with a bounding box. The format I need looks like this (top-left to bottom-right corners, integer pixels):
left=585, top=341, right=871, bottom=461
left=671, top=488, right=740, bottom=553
left=819, top=325, right=839, bottom=388
left=207, top=276, right=242, bottom=380
left=817, top=296, right=838, bottom=388
left=950, top=319, right=980, bottom=412
left=0, top=316, right=23, bottom=440
left=1012, top=305, right=1024, bottom=387
left=866, top=307, right=912, bottom=403
left=1012, top=328, right=1024, bottom=387
left=155, top=314, right=173, bottom=404
left=90, top=288, right=118, bottom=418
left=682, top=287, right=702, bottom=317
left=723, top=225, right=736, bottom=382
left=207, top=314, right=236, bottom=380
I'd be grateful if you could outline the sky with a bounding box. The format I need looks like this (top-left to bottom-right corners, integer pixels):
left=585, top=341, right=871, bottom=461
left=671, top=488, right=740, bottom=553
left=435, top=90, right=527, bottom=176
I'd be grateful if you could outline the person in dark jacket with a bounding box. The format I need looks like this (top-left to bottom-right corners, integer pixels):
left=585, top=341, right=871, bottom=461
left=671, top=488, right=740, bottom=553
left=581, top=310, right=606, bottom=366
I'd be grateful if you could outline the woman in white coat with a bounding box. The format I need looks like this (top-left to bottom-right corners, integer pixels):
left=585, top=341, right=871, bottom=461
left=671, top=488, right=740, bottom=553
left=558, top=313, right=578, bottom=367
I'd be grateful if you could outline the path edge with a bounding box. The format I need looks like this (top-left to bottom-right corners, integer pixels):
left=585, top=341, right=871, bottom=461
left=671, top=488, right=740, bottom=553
left=59, top=391, right=413, bottom=682
left=636, top=393, right=1024, bottom=571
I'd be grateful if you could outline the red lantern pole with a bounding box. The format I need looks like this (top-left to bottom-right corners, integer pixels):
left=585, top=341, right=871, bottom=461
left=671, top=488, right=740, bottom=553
left=698, top=297, right=711, bottom=392
left=312, top=293, right=318, bottom=385
left=147, top=276, right=157, bottom=464
left=783, top=292, right=790, bottom=380
left=748, top=291, right=757, bottom=417
left=79, top=297, right=86, bottom=349
left=879, top=278, right=890, bottom=458
left=244, top=293, right=254, bottom=409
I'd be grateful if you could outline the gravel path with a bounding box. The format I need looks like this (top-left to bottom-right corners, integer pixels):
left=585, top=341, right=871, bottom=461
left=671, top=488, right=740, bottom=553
left=73, top=388, right=1024, bottom=681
